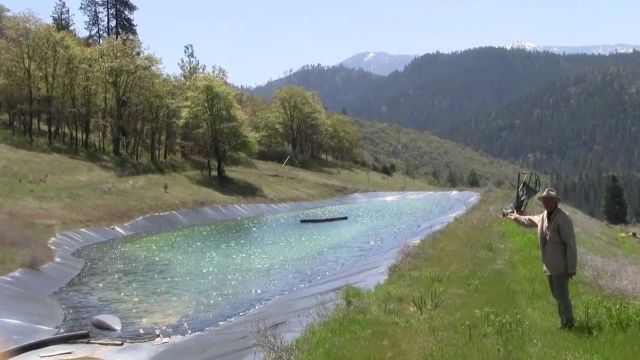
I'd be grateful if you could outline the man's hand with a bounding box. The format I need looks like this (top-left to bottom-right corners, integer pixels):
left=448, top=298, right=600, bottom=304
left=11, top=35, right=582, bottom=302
left=506, top=212, right=519, bottom=221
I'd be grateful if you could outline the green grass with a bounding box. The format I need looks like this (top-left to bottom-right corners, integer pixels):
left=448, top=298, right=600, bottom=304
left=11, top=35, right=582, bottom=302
left=291, top=190, right=640, bottom=359
left=616, top=234, right=640, bottom=257
left=356, top=120, right=523, bottom=186
left=0, top=129, right=435, bottom=275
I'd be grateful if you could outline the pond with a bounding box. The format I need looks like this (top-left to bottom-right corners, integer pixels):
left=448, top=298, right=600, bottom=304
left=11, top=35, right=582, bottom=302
left=53, top=192, right=477, bottom=339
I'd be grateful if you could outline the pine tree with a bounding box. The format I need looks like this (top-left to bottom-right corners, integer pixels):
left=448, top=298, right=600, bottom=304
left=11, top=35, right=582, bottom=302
left=80, top=0, right=104, bottom=43
left=602, top=174, right=628, bottom=225
left=431, top=168, right=440, bottom=184
left=446, top=168, right=458, bottom=187
left=0, top=4, right=9, bottom=37
left=467, top=168, right=480, bottom=187
left=51, top=0, right=74, bottom=32
left=179, top=44, right=206, bottom=81
left=101, top=0, right=137, bottom=39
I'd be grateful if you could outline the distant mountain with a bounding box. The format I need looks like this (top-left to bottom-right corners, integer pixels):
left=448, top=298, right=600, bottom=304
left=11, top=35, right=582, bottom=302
left=507, top=41, right=640, bottom=55
left=340, top=52, right=416, bottom=75
left=337, top=45, right=639, bottom=77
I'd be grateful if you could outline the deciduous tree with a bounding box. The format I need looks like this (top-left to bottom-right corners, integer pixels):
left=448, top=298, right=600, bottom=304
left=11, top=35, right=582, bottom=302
left=2, top=13, right=42, bottom=143
left=182, top=74, right=255, bottom=180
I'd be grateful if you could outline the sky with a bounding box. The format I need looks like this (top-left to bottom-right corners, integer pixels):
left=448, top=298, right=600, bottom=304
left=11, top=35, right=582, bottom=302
left=3, top=0, right=640, bottom=86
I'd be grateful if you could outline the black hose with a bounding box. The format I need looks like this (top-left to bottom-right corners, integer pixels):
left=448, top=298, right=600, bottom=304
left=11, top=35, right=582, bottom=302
left=0, top=331, right=90, bottom=359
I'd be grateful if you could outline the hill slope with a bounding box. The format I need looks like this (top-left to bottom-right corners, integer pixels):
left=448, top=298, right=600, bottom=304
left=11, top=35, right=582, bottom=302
left=453, top=66, right=640, bottom=220
left=355, top=119, right=521, bottom=186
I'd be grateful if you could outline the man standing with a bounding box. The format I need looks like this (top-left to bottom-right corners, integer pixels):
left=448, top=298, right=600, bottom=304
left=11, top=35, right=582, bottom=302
left=506, top=188, right=577, bottom=329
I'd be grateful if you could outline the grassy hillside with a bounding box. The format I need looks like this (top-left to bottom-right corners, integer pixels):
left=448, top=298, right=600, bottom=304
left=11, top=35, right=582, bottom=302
left=356, top=120, right=522, bottom=187
left=289, top=190, right=640, bottom=359
left=0, top=129, right=437, bottom=275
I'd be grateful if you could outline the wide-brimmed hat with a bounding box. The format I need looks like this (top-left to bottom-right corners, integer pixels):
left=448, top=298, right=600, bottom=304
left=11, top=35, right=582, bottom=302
left=537, top=188, right=562, bottom=202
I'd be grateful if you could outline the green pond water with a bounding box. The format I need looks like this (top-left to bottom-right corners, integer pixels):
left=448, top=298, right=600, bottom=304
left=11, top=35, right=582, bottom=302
left=54, top=192, right=477, bottom=338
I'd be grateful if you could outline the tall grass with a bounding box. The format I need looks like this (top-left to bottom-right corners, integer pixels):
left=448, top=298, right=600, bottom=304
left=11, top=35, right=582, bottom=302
left=253, top=321, right=298, bottom=360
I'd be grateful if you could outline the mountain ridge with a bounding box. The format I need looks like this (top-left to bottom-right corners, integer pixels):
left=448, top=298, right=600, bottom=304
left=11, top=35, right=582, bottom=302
left=331, top=43, right=640, bottom=78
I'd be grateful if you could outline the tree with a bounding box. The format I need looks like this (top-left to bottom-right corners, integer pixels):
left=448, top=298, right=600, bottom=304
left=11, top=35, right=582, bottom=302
left=182, top=74, right=254, bottom=180
left=2, top=13, right=42, bottom=143
left=58, top=33, right=83, bottom=148
left=34, top=25, right=70, bottom=144
left=97, top=37, right=155, bottom=156
left=0, top=4, right=9, bottom=38
left=76, top=45, right=99, bottom=149
left=51, top=0, right=74, bottom=32
left=274, top=86, right=327, bottom=159
left=178, top=44, right=205, bottom=82
left=79, top=0, right=104, bottom=44
left=602, top=174, right=628, bottom=225
left=326, top=114, right=359, bottom=161
left=133, top=72, right=176, bottom=163
left=238, top=95, right=284, bottom=157
left=101, top=0, right=137, bottom=39
left=446, top=168, right=458, bottom=187
left=467, top=168, right=480, bottom=187
left=431, top=168, right=440, bottom=184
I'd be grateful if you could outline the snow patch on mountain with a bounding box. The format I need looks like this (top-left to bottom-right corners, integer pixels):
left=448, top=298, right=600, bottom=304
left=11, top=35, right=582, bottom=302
left=340, top=52, right=417, bottom=76
left=506, top=41, right=640, bottom=55
left=507, top=41, right=538, bottom=51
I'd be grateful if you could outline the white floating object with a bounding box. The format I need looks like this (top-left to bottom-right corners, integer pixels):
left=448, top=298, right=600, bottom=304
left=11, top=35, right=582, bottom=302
left=91, top=314, right=122, bottom=331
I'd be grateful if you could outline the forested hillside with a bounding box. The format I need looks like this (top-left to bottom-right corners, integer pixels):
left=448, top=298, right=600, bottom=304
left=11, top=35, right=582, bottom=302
left=454, top=66, right=640, bottom=221
left=252, top=64, right=383, bottom=117
left=253, top=47, right=640, bottom=222
left=253, top=47, right=640, bottom=136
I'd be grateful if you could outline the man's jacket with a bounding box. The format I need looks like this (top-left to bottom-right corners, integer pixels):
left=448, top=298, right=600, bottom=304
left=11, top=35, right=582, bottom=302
left=515, top=208, right=577, bottom=275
